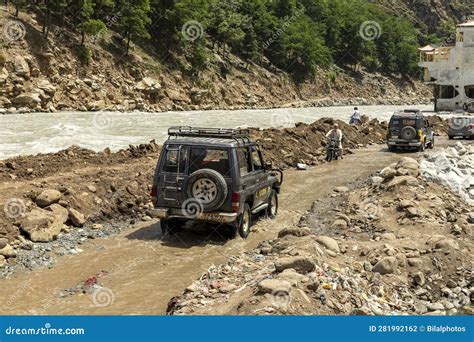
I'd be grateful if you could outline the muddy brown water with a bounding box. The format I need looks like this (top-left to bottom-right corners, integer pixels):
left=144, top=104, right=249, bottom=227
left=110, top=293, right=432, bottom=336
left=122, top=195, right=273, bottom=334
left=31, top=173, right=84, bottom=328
left=0, top=140, right=467, bottom=315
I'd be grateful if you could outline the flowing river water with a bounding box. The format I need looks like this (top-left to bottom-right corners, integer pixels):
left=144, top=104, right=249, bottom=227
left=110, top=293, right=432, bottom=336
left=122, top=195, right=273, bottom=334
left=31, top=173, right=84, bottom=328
left=0, top=105, right=434, bottom=159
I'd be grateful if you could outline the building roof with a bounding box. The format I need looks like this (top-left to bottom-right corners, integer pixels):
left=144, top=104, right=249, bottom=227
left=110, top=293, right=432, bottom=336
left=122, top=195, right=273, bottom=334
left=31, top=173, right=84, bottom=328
left=458, top=20, right=474, bottom=27
left=419, top=44, right=435, bottom=52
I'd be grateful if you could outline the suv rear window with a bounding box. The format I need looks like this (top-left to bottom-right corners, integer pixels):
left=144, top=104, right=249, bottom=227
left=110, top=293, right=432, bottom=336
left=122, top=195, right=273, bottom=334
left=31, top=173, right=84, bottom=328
left=162, top=147, right=188, bottom=173
left=189, top=147, right=230, bottom=176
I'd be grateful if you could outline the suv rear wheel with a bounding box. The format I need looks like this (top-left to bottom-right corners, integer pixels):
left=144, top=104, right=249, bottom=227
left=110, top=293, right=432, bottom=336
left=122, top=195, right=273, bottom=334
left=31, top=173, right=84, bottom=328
left=266, top=190, right=278, bottom=219
left=238, top=204, right=252, bottom=239
left=161, top=219, right=184, bottom=235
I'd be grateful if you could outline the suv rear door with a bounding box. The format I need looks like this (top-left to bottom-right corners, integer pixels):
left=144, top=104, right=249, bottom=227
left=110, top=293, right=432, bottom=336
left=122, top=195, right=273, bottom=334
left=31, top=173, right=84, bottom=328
left=157, top=144, right=189, bottom=208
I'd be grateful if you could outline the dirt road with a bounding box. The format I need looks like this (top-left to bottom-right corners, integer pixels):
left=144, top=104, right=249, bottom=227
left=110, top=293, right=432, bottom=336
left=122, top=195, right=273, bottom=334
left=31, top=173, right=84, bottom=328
left=0, top=140, right=464, bottom=315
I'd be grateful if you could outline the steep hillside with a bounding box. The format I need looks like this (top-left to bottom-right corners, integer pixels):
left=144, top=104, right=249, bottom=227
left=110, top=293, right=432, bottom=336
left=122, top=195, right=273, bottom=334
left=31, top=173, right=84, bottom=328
left=376, top=0, right=473, bottom=34
left=0, top=5, right=431, bottom=113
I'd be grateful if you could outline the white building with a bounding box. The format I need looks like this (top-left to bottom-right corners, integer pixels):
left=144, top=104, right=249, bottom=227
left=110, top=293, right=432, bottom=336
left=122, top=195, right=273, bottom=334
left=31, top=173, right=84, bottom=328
left=419, top=20, right=474, bottom=112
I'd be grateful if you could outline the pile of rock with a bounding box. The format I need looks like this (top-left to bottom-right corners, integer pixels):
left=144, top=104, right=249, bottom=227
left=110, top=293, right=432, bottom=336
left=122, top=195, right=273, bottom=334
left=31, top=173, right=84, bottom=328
left=420, top=142, right=474, bottom=205
left=168, top=157, right=473, bottom=316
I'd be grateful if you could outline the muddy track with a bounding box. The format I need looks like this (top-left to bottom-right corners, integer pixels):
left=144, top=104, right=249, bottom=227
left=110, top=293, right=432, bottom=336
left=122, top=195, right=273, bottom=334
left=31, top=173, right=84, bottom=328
left=0, top=139, right=466, bottom=315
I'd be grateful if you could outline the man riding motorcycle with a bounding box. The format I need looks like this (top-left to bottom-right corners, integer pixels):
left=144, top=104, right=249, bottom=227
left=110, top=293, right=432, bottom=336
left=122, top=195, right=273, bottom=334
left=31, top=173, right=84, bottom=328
left=350, top=107, right=362, bottom=125
left=325, top=123, right=344, bottom=161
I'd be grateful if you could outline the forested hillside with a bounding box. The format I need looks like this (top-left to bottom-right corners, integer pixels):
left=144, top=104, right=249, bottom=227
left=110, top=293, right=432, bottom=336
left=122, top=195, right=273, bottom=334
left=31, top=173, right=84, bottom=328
left=2, top=0, right=469, bottom=112
left=5, top=0, right=427, bottom=80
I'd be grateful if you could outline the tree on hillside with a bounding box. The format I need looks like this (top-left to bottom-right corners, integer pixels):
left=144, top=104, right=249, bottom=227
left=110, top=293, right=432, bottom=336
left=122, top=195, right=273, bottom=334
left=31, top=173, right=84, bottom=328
left=117, top=0, right=151, bottom=54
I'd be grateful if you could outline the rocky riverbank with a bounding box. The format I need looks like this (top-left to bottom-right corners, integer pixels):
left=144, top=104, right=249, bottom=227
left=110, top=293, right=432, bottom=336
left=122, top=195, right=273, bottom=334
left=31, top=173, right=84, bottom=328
left=167, top=146, right=473, bottom=315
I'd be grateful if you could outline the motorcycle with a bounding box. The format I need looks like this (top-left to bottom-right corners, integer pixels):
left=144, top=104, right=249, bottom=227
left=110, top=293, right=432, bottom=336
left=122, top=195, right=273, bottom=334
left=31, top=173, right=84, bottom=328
left=349, top=117, right=362, bottom=125
left=326, top=139, right=342, bottom=162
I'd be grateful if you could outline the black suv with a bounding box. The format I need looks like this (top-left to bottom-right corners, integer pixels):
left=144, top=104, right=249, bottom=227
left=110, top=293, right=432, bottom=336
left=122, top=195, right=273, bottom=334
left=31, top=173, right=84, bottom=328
left=150, top=127, right=283, bottom=238
left=386, top=110, right=435, bottom=152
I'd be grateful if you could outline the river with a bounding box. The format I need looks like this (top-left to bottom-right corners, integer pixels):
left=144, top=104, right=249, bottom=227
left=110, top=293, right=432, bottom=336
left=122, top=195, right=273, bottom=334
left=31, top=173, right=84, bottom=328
left=0, top=105, right=434, bottom=160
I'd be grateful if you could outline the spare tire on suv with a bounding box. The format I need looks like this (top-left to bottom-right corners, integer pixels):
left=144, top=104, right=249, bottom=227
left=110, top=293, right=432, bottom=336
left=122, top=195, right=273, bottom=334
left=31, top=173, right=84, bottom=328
left=186, top=169, right=228, bottom=211
left=400, top=126, right=417, bottom=141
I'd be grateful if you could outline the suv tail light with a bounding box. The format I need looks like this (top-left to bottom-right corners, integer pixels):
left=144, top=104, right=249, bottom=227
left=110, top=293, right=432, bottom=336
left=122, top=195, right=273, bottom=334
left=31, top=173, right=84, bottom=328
left=150, top=185, right=157, bottom=197
left=150, top=185, right=158, bottom=206
left=467, top=124, right=474, bottom=130
left=231, top=192, right=240, bottom=212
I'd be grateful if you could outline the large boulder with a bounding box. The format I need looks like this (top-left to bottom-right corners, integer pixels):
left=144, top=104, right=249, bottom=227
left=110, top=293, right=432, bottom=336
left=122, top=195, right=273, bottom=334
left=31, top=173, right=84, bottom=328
left=21, top=208, right=63, bottom=242
left=395, top=157, right=420, bottom=177
left=37, top=79, right=56, bottom=95
left=11, top=93, right=41, bottom=107
left=258, top=279, right=291, bottom=294
left=47, top=204, right=69, bottom=224
left=315, top=236, right=340, bottom=253
left=13, top=55, right=30, bottom=78
left=68, top=208, right=85, bottom=227
left=36, top=189, right=62, bottom=207
left=136, top=77, right=161, bottom=94
left=372, top=257, right=398, bottom=274
left=386, top=176, right=419, bottom=189
left=0, top=67, right=8, bottom=83
left=0, top=244, right=16, bottom=258
left=274, top=256, right=315, bottom=274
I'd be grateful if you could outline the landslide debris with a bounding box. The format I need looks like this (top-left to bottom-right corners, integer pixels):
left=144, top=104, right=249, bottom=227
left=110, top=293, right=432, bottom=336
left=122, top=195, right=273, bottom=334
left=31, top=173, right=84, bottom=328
left=167, top=154, right=473, bottom=316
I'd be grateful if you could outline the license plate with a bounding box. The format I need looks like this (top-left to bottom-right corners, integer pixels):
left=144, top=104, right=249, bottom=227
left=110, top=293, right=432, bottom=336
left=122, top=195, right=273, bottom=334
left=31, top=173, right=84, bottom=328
left=199, top=213, right=226, bottom=222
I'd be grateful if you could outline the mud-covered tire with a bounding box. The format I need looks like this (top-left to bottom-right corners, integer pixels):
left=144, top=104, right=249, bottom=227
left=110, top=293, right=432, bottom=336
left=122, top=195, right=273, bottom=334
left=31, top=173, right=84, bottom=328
left=326, top=150, right=333, bottom=162
left=161, top=219, right=184, bottom=235
left=238, top=204, right=252, bottom=239
left=400, top=126, right=417, bottom=141
left=266, top=190, right=278, bottom=219
left=186, top=169, right=228, bottom=211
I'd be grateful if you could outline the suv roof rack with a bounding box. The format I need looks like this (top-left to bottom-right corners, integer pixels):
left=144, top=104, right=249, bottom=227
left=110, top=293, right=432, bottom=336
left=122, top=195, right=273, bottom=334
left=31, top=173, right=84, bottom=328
left=168, top=126, right=250, bottom=139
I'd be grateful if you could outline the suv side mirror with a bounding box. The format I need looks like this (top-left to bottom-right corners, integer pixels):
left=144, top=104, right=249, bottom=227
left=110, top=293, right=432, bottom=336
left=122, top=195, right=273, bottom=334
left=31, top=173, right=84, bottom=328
left=265, top=161, right=273, bottom=170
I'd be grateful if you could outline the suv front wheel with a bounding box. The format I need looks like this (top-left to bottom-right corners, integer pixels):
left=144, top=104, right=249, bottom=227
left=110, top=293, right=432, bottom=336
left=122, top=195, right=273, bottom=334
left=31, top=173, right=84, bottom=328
left=238, top=204, right=252, bottom=239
